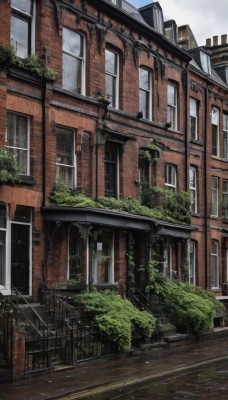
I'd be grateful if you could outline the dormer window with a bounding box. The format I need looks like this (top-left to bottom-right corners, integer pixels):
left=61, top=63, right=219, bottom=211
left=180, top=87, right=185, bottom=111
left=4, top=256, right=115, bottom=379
left=200, top=51, right=211, bottom=75
left=139, top=3, right=163, bottom=34
left=153, top=5, right=163, bottom=34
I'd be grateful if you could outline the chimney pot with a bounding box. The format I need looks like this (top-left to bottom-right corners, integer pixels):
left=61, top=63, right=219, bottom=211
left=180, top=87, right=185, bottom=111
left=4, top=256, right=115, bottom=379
left=213, top=36, right=218, bottom=46
left=221, top=34, right=227, bottom=45
left=206, top=38, right=211, bottom=47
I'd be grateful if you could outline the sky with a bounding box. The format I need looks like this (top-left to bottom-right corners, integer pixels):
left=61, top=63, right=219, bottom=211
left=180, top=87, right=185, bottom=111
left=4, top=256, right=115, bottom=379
left=127, top=0, right=228, bottom=47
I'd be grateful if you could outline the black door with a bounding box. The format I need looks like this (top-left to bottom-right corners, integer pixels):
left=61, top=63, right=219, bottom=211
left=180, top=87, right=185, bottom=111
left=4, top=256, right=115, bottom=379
left=11, top=224, right=30, bottom=294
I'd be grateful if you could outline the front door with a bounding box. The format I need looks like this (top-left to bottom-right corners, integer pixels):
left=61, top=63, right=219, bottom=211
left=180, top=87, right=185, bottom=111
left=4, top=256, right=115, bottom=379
left=11, top=224, right=30, bottom=294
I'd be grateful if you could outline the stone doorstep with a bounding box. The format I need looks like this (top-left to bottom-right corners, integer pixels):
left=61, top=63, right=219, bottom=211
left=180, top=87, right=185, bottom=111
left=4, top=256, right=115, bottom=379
left=163, top=334, right=195, bottom=348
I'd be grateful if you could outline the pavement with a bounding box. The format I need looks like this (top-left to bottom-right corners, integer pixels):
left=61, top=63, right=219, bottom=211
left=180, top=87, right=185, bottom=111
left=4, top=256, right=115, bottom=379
left=1, top=329, right=228, bottom=400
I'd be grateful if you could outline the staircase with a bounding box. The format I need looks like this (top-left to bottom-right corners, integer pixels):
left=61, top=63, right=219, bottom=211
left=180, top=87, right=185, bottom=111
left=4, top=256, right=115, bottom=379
left=129, top=289, right=194, bottom=348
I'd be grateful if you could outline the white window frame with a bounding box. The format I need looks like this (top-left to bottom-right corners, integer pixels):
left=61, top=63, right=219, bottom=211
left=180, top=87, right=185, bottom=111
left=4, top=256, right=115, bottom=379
left=190, top=98, right=198, bottom=140
left=189, top=166, right=197, bottom=213
left=62, top=27, right=85, bottom=95
left=6, top=111, right=30, bottom=176
left=165, top=164, right=177, bottom=191
left=92, top=232, right=114, bottom=285
left=211, top=240, right=219, bottom=290
left=56, top=127, right=76, bottom=189
left=167, top=83, right=177, bottom=130
left=105, top=49, right=119, bottom=109
left=164, top=244, right=172, bottom=279
left=211, top=176, right=219, bottom=217
left=200, top=51, right=211, bottom=75
left=188, top=240, right=196, bottom=285
left=211, top=107, right=220, bottom=157
left=139, top=67, right=152, bottom=120
left=11, top=0, right=35, bottom=58
left=223, top=114, right=228, bottom=160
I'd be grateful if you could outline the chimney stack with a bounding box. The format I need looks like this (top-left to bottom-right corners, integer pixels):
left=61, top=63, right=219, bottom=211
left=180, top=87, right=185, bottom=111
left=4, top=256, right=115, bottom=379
left=213, top=36, right=218, bottom=46
left=221, top=34, right=227, bottom=45
left=206, top=38, right=211, bottom=47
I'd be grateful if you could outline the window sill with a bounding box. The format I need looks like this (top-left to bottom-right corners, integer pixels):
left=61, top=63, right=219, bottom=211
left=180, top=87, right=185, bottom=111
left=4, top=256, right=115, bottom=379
left=94, top=283, right=117, bottom=290
left=19, top=175, right=36, bottom=185
left=190, top=139, right=203, bottom=146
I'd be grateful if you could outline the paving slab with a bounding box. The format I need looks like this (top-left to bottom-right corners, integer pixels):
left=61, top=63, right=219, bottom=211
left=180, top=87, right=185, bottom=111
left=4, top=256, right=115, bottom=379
left=1, top=335, right=228, bottom=400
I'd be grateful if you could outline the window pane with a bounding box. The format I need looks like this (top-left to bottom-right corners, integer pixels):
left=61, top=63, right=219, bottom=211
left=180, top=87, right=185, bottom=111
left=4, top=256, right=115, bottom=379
left=105, top=142, right=118, bottom=197
left=56, top=165, right=74, bottom=187
left=168, top=84, right=175, bottom=105
left=11, top=15, right=29, bottom=58
left=139, top=68, right=149, bottom=90
left=93, top=232, right=113, bottom=284
left=7, top=112, right=29, bottom=175
left=56, top=130, right=74, bottom=165
left=105, top=74, right=115, bottom=106
left=56, top=128, right=75, bottom=187
left=190, top=99, right=197, bottom=117
left=11, top=0, right=32, bottom=14
left=63, top=29, right=83, bottom=57
left=139, top=90, right=149, bottom=118
left=105, top=50, right=116, bottom=74
left=62, top=53, right=81, bottom=92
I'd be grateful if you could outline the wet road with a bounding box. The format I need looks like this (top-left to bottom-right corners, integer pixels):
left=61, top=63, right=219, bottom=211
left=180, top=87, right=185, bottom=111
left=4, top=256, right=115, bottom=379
left=87, top=359, right=228, bottom=399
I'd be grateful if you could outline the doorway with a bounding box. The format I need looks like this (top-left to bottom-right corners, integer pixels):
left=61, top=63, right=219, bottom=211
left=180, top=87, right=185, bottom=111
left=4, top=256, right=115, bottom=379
left=11, top=223, right=30, bottom=294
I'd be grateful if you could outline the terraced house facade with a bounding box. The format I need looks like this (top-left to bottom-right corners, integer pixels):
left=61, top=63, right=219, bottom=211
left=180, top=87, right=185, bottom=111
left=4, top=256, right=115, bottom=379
left=0, top=0, right=228, bottom=379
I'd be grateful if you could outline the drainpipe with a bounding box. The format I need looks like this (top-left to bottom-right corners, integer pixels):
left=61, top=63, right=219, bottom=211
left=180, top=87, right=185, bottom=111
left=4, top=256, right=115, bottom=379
left=42, top=80, right=46, bottom=208
left=41, top=80, right=47, bottom=292
left=184, top=67, right=189, bottom=192
left=204, top=84, right=209, bottom=288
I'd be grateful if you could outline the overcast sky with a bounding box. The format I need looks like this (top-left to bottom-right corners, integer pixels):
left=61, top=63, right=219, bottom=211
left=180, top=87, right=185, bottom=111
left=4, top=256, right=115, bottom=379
left=127, top=0, right=228, bottom=47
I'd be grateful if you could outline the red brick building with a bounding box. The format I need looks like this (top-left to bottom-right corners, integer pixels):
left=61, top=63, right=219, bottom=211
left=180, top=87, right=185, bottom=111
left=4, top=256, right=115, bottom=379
left=0, top=0, right=227, bottom=312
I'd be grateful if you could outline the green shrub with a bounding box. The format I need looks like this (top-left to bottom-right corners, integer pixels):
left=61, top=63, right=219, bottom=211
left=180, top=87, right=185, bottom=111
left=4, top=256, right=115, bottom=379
left=50, top=182, right=190, bottom=225
left=145, top=261, right=224, bottom=336
left=76, top=290, right=156, bottom=351
left=0, top=45, right=57, bottom=80
left=0, top=148, right=20, bottom=184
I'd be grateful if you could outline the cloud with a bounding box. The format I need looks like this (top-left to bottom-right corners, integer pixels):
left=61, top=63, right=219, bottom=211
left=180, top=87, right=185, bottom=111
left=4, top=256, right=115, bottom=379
left=127, top=0, right=227, bottom=46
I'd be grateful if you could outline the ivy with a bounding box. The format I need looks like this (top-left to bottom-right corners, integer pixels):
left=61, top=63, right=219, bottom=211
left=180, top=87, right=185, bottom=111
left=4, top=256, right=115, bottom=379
left=0, top=45, right=57, bottom=80
left=76, top=290, right=156, bottom=351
